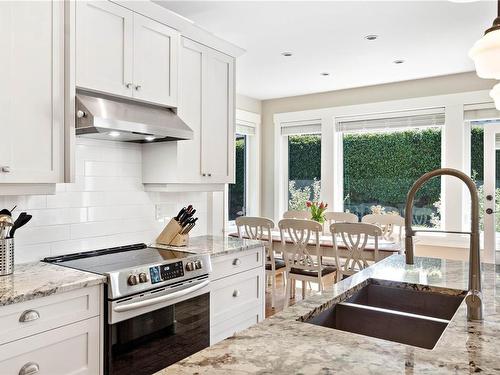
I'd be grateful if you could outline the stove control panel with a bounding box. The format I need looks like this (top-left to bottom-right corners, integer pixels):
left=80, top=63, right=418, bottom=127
left=149, top=261, right=184, bottom=284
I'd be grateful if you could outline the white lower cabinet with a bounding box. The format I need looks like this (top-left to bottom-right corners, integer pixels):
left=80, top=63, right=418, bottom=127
left=0, top=285, right=102, bottom=375
left=0, top=317, right=100, bottom=375
left=209, top=247, right=265, bottom=345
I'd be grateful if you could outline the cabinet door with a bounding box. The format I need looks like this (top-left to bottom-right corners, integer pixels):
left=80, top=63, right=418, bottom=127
left=0, top=317, right=100, bottom=375
left=76, top=0, right=133, bottom=97
left=133, top=14, right=179, bottom=107
left=176, top=38, right=204, bottom=182
left=0, top=1, right=63, bottom=183
left=201, top=49, right=235, bottom=183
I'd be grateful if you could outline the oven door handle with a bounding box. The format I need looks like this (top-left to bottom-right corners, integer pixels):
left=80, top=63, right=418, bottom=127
left=113, top=280, right=210, bottom=313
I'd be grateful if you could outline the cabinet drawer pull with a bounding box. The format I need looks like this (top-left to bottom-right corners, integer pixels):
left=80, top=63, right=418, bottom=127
left=232, top=258, right=241, bottom=266
left=19, top=309, right=40, bottom=323
left=19, top=362, right=39, bottom=375
left=232, top=289, right=240, bottom=298
left=135, top=84, right=142, bottom=91
left=202, top=173, right=207, bottom=177
left=125, top=82, right=133, bottom=89
left=1, top=166, right=11, bottom=173
left=207, top=173, right=212, bottom=177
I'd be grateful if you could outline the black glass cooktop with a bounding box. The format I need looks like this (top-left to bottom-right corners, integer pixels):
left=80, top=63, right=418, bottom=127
left=43, top=243, right=193, bottom=275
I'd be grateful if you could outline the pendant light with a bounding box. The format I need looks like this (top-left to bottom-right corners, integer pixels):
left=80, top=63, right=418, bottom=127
left=469, top=0, right=500, bottom=79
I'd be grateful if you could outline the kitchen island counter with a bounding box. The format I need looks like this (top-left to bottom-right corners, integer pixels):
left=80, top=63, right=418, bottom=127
left=155, top=254, right=500, bottom=374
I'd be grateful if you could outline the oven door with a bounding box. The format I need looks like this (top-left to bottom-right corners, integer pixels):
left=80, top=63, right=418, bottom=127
left=106, top=279, right=210, bottom=375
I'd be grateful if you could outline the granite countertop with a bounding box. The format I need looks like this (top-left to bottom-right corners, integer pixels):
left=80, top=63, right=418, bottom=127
left=0, top=262, right=106, bottom=306
left=157, top=255, right=500, bottom=374
left=153, top=235, right=264, bottom=257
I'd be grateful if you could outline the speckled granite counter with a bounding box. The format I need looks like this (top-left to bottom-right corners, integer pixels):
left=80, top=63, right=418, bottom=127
left=0, top=262, right=106, bottom=306
left=153, top=235, right=264, bottom=257
left=156, top=255, right=500, bottom=374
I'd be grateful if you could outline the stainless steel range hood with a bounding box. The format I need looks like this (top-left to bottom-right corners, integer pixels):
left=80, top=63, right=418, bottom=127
left=75, top=92, right=193, bottom=143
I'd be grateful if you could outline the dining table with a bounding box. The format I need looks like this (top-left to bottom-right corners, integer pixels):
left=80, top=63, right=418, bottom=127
left=228, top=230, right=403, bottom=262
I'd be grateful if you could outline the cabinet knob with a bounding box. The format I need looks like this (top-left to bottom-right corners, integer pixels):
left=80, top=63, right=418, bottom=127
left=135, top=85, right=142, bottom=91
left=208, top=173, right=212, bottom=177
left=1, top=166, right=11, bottom=173
left=19, top=309, right=40, bottom=323
left=126, top=82, right=133, bottom=89
left=76, top=110, right=86, bottom=118
left=232, top=258, right=241, bottom=266
left=232, top=289, right=240, bottom=298
left=202, top=173, right=207, bottom=177
left=19, top=362, right=39, bottom=375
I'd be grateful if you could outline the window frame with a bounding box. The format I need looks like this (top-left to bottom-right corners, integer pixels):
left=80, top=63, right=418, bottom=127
left=338, top=112, right=444, bottom=227
left=225, top=109, right=260, bottom=231
left=273, top=90, right=492, bottom=243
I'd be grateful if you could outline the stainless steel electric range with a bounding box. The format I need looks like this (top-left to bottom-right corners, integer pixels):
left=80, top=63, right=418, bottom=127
left=44, top=243, right=212, bottom=375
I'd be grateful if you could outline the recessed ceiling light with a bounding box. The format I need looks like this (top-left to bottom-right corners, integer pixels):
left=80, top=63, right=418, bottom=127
left=281, top=52, right=293, bottom=57
left=393, top=59, right=405, bottom=65
left=109, top=131, right=120, bottom=137
left=365, top=34, right=378, bottom=41
left=320, top=72, right=331, bottom=76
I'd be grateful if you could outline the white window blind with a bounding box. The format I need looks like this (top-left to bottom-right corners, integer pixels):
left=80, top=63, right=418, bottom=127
left=464, top=103, right=500, bottom=124
left=336, top=108, right=445, bottom=133
left=236, top=119, right=256, bottom=135
left=281, top=119, right=321, bottom=136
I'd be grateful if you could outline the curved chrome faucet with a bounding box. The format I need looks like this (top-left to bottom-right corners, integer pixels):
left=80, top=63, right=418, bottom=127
left=405, top=168, right=483, bottom=321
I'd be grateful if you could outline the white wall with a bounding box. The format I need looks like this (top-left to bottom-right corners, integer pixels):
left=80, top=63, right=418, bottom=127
left=236, top=93, right=261, bottom=114
left=3, top=139, right=209, bottom=264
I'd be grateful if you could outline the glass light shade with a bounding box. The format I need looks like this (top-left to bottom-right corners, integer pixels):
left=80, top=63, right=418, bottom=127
left=490, top=83, right=500, bottom=110
left=469, top=29, right=500, bottom=79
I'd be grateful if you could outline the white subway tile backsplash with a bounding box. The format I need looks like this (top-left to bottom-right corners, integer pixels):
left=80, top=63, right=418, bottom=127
left=29, top=208, right=88, bottom=226
left=15, top=224, right=71, bottom=246
left=4, top=139, right=211, bottom=264
left=46, top=191, right=107, bottom=208
left=88, top=204, right=154, bottom=222
left=85, top=161, right=141, bottom=177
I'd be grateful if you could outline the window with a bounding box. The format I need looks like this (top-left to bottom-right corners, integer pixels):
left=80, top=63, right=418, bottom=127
left=287, top=134, right=321, bottom=209
left=338, top=111, right=443, bottom=227
left=227, top=109, right=260, bottom=228
left=228, top=135, right=247, bottom=221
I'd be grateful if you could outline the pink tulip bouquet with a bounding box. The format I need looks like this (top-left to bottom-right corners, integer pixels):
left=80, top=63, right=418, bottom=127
left=306, top=201, right=328, bottom=223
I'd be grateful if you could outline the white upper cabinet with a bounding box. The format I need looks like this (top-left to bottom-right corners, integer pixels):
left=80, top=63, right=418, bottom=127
left=143, top=38, right=235, bottom=185
left=201, top=48, right=235, bottom=182
left=76, top=1, right=179, bottom=107
left=0, top=1, right=64, bottom=184
left=133, top=13, right=178, bottom=107
left=76, top=1, right=133, bottom=98
left=176, top=39, right=204, bottom=183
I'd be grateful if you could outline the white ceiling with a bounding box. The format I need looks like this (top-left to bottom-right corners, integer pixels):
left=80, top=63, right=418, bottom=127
left=158, top=1, right=496, bottom=100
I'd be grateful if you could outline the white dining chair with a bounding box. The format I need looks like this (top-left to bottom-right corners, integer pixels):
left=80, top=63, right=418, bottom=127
left=278, top=219, right=337, bottom=306
left=330, top=222, right=382, bottom=281
left=361, top=213, right=405, bottom=242
left=324, top=211, right=359, bottom=224
left=323, top=211, right=358, bottom=235
left=235, top=216, right=284, bottom=309
left=283, top=210, right=310, bottom=220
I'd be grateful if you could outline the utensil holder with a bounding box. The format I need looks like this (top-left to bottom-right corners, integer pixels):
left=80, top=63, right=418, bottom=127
left=156, top=219, right=189, bottom=247
left=0, top=238, right=14, bottom=276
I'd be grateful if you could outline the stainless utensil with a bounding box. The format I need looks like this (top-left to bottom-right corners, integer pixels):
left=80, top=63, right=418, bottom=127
left=0, top=214, right=14, bottom=240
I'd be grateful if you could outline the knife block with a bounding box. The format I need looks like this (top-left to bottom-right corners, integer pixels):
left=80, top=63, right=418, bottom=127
left=156, top=218, right=189, bottom=247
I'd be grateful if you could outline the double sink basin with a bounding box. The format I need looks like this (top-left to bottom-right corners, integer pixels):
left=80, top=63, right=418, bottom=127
left=305, top=279, right=466, bottom=349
